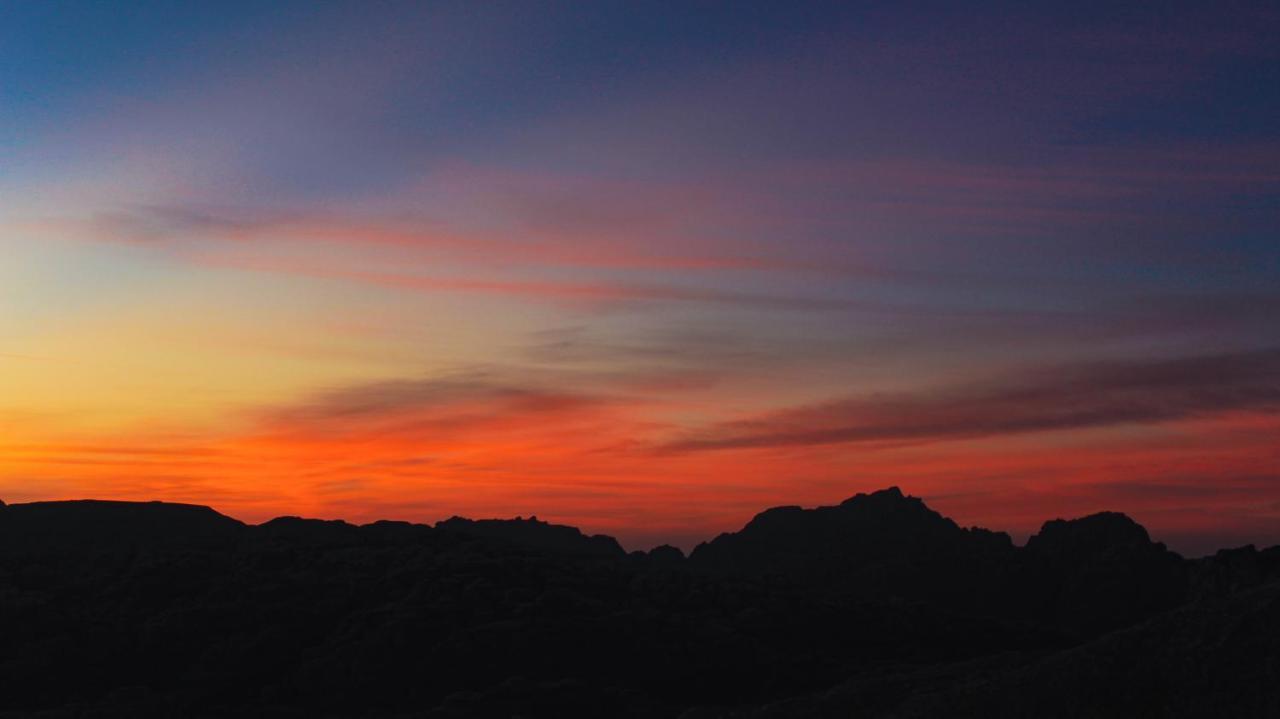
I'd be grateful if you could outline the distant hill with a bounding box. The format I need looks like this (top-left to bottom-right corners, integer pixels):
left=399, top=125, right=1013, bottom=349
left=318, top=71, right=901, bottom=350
left=688, top=487, right=1187, bottom=636
left=436, top=515, right=625, bottom=558
left=689, top=486, right=1015, bottom=578
left=0, top=499, right=245, bottom=552
left=0, top=489, right=1276, bottom=718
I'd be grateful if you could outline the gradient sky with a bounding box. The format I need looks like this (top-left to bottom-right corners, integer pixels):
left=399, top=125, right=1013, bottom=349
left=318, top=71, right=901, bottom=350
left=2, top=1, right=1278, bottom=554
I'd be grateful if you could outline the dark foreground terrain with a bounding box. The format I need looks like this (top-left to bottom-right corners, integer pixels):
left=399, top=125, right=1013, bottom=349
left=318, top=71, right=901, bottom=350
left=1, top=488, right=1277, bottom=718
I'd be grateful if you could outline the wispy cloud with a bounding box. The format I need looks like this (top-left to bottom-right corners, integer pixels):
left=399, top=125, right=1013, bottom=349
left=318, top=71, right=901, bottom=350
left=663, top=349, right=1280, bottom=452
left=258, top=372, right=616, bottom=434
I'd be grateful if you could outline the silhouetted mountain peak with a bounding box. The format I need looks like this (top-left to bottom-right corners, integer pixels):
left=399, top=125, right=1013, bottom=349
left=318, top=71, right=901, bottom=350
left=745, top=487, right=961, bottom=541
left=688, top=488, right=1011, bottom=587
left=0, top=499, right=244, bottom=553
left=835, top=486, right=957, bottom=530
left=1026, top=511, right=1160, bottom=558
left=436, top=515, right=625, bottom=557
left=840, top=485, right=905, bottom=505
left=256, top=516, right=361, bottom=545
left=1018, top=511, right=1188, bottom=636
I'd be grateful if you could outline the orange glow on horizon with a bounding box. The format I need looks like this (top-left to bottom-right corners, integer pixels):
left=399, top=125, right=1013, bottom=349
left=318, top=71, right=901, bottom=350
left=4, top=397, right=1277, bottom=555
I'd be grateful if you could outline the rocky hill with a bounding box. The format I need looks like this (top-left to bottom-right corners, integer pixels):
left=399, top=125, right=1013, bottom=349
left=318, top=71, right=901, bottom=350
left=0, top=490, right=1276, bottom=718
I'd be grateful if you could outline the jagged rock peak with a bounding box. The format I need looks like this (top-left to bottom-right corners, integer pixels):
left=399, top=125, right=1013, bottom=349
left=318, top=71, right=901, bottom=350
left=1026, top=511, right=1155, bottom=556
left=837, top=486, right=939, bottom=515
left=840, top=485, right=907, bottom=504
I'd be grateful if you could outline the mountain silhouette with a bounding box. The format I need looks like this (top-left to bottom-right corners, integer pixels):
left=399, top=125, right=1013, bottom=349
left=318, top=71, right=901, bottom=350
left=0, top=498, right=244, bottom=553
left=1019, top=511, right=1187, bottom=635
left=435, top=515, right=625, bottom=558
left=686, top=487, right=1190, bottom=638
left=690, top=486, right=1014, bottom=574
left=688, top=487, right=1015, bottom=606
left=0, top=489, right=1276, bottom=718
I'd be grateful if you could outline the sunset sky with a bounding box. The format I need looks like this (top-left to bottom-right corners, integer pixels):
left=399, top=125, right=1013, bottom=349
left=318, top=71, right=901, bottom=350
left=2, top=1, right=1278, bottom=554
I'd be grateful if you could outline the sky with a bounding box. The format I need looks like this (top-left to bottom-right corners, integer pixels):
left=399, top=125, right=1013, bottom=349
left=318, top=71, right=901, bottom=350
left=2, top=0, right=1278, bottom=555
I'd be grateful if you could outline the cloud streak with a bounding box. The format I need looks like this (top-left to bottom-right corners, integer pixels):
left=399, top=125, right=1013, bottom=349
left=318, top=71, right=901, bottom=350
left=663, top=349, right=1280, bottom=452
